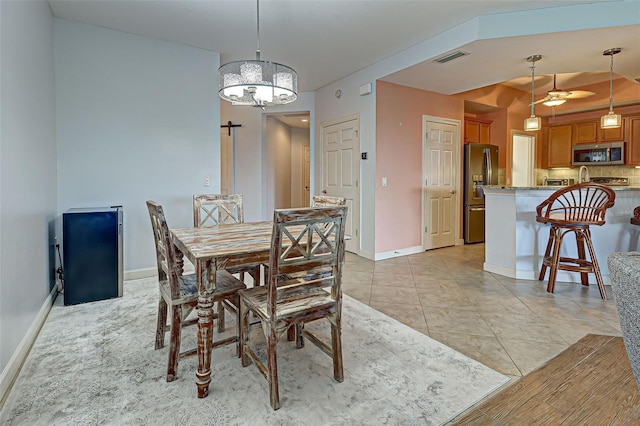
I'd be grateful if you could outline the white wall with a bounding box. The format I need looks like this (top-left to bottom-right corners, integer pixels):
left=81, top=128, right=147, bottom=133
left=54, top=20, right=221, bottom=272
left=0, top=0, right=57, bottom=380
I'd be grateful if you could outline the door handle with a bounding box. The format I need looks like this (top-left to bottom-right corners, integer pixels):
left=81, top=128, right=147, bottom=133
left=322, top=190, right=327, bottom=194
left=450, top=190, right=456, bottom=194
left=305, top=186, right=310, bottom=190
left=469, top=207, right=485, bottom=212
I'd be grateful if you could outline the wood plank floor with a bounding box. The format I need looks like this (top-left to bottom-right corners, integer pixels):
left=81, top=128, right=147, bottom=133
left=451, top=334, right=640, bottom=425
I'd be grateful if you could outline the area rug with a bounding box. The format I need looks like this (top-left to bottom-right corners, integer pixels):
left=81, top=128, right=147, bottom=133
left=0, top=277, right=508, bottom=425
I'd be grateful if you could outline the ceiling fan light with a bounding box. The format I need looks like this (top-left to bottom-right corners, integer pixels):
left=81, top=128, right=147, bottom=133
left=543, top=98, right=567, bottom=107
left=601, top=112, right=621, bottom=129
left=525, top=116, right=541, bottom=131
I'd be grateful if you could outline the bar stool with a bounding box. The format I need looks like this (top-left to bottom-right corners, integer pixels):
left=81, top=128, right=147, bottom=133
left=536, top=182, right=616, bottom=300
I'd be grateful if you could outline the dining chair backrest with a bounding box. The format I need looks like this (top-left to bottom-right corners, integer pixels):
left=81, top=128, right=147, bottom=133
left=147, top=200, right=181, bottom=299
left=311, top=195, right=347, bottom=207
left=193, top=193, right=244, bottom=227
left=266, top=206, right=348, bottom=314
left=535, top=182, right=615, bottom=226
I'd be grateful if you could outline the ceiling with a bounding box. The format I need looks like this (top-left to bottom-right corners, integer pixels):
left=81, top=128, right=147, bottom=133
left=48, top=0, right=640, bottom=98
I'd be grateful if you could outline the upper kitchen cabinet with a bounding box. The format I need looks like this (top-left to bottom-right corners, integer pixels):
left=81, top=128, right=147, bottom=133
left=573, top=121, right=598, bottom=144
left=548, top=124, right=572, bottom=168
left=572, top=119, right=625, bottom=144
left=626, top=116, right=640, bottom=166
left=601, top=122, right=625, bottom=142
left=464, top=118, right=491, bottom=144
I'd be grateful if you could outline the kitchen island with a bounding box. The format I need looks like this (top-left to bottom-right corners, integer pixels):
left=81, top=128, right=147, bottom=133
left=483, top=185, right=640, bottom=285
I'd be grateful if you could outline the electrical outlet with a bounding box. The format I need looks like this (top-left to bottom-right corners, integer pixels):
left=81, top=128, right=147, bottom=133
left=204, top=177, right=211, bottom=187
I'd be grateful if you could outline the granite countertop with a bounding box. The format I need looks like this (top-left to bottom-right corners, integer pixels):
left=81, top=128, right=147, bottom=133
left=484, top=185, right=640, bottom=191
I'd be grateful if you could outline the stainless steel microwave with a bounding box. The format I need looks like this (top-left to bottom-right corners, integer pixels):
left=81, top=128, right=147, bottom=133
left=572, top=142, right=625, bottom=166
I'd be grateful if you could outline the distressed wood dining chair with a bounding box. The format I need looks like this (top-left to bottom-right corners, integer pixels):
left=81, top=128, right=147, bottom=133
left=263, top=195, right=347, bottom=304
left=239, top=206, right=348, bottom=410
left=311, top=194, right=347, bottom=207
left=193, top=193, right=262, bottom=331
left=147, top=200, right=246, bottom=381
left=536, top=183, right=615, bottom=299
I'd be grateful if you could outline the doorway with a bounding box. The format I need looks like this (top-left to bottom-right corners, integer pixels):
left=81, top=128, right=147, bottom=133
left=220, top=128, right=235, bottom=195
left=511, top=132, right=536, bottom=187
left=264, top=112, right=311, bottom=211
left=422, top=116, right=460, bottom=250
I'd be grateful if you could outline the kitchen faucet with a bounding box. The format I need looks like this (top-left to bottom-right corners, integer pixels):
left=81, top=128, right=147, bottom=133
left=578, top=165, right=590, bottom=183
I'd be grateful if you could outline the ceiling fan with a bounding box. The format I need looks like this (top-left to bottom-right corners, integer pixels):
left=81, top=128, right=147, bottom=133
left=533, top=74, right=596, bottom=106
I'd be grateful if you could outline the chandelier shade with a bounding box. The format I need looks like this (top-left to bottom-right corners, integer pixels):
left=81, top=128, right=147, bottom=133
left=218, top=0, right=297, bottom=107
left=219, top=60, right=297, bottom=106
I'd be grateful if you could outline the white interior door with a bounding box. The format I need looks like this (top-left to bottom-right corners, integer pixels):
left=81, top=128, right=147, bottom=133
left=220, top=129, right=234, bottom=195
left=422, top=117, right=459, bottom=250
left=321, top=116, right=360, bottom=254
left=512, top=133, right=536, bottom=187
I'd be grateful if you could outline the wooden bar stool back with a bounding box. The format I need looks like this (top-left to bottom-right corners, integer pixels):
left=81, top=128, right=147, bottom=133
left=536, top=182, right=615, bottom=299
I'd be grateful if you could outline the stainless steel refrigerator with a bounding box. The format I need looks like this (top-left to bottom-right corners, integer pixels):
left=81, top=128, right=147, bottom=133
left=464, top=144, right=498, bottom=244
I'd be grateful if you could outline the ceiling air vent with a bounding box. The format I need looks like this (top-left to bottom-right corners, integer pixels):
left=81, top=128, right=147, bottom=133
left=433, top=50, right=469, bottom=64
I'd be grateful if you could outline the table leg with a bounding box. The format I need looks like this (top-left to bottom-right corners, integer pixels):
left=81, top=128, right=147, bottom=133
left=196, top=258, right=215, bottom=398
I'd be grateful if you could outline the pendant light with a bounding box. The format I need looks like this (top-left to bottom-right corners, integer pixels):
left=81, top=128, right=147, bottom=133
left=601, top=48, right=622, bottom=129
left=524, top=54, right=542, bottom=131
left=218, top=0, right=297, bottom=108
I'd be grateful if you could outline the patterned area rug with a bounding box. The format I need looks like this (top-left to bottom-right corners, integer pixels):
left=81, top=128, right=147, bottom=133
left=0, top=278, right=508, bottom=425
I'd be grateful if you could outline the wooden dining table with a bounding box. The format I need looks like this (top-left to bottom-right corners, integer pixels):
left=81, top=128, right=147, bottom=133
left=170, top=221, right=278, bottom=398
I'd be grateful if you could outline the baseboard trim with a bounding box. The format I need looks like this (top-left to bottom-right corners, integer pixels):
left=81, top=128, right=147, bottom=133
left=124, top=267, right=156, bottom=281
left=375, top=246, right=424, bottom=261
left=0, top=285, right=57, bottom=406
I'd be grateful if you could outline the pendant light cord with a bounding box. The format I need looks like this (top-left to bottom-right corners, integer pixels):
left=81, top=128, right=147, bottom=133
left=530, top=60, right=536, bottom=116
left=608, top=53, right=614, bottom=113
left=255, top=0, right=261, bottom=61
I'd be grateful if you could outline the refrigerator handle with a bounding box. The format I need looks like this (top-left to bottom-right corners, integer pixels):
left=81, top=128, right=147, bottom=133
left=484, top=148, right=492, bottom=185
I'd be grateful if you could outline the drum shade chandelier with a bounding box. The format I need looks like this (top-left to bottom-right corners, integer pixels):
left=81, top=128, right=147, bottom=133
left=524, top=54, right=542, bottom=131
left=601, top=48, right=622, bottom=129
left=218, top=0, right=297, bottom=107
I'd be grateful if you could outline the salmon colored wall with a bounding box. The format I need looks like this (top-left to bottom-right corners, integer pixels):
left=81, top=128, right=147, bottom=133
left=375, top=81, right=463, bottom=253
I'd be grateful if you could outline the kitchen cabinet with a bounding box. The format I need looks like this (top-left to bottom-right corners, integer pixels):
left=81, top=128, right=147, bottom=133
left=627, top=116, right=640, bottom=166
left=573, top=121, right=598, bottom=144
left=548, top=124, right=572, bottom=168
left=572, top=119, right=625, bottom=144
left=464, top=118, right=491, bottom=144
left=601, top=122, right=624, bottom=142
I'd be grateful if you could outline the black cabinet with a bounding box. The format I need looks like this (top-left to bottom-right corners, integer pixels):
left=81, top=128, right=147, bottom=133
left=63, top=207, right=123, bottom=305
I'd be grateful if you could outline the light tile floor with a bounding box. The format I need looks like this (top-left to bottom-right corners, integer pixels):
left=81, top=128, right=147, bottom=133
left=342, top=243, right=622, bottom=379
